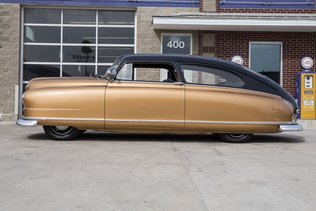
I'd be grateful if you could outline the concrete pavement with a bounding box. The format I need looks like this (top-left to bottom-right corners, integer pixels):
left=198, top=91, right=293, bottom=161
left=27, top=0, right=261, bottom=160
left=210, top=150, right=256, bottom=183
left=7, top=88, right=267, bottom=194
left=0, top=124, right=315, bottom=211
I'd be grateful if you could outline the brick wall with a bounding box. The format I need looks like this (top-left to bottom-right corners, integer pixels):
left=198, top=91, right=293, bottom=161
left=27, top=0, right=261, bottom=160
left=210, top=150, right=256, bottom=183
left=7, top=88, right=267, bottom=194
left=0, top=4, right=20, bottom=121
left=213, top=31, right=316, bottom=97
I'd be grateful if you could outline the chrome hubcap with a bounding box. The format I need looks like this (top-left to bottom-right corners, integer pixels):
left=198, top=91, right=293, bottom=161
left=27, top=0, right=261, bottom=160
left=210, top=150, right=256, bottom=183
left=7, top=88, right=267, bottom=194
left=55, top=126, right=69, bottom=131
left=51, top=126, right=73, bottom=135
left=227, top=134, right=247, bottom=139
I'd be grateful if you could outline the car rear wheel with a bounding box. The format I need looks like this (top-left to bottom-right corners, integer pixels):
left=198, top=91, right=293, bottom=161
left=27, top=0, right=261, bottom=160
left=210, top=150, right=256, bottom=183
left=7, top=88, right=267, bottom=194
left=218, top=133, right=253, bottom=143
left=43, top=126, right=81, bottom=140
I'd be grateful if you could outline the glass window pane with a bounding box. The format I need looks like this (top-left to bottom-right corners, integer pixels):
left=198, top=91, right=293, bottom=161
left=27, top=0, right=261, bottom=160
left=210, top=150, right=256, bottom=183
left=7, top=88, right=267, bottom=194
left=24, top=8, right=61, bottom=24
left=98, top=28, right=134, bottom=44
left=24, top=26, right=60, bottom=43
left=63, top=27, right=96, bottom=44
left=181, top=65, right=244, bottom=88
left=23, top=64, right=60, bottom=81
left=97, top=66, right=111, bottom=75
left=63, top=10, right=96, bottom=25
left=98, top=47, right=134, bottom=63
left=24, top=45, right=60, bottom=62
left=250, top=43, right=281, bottom=84
left=62, top=65, right=95, bottom=77
left=117, top=64, right=133, bottom=80
left=63, top=46, right=96, bottom=63
left=134, top=67, right=166, bottom=82
left=98, top=11, right=134, bottom=25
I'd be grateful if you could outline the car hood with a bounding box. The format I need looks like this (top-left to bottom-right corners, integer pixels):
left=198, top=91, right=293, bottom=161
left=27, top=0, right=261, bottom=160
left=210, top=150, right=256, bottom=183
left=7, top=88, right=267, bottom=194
left=26, top=77, right=108, bottom=91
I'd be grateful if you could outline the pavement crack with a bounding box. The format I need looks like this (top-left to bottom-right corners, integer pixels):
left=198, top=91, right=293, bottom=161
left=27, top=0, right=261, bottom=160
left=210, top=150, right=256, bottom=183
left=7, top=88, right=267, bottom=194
left=170, top=142, right=210, bottom=211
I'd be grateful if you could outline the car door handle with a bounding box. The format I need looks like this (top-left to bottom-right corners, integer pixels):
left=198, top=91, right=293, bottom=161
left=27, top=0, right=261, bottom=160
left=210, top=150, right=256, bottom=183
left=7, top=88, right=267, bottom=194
left=174, top=82, right=184, bottom=86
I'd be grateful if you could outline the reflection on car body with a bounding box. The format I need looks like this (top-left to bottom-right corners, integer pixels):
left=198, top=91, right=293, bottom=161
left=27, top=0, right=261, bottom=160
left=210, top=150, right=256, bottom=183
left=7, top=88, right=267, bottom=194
left=18, top=54, right=302, bottom=142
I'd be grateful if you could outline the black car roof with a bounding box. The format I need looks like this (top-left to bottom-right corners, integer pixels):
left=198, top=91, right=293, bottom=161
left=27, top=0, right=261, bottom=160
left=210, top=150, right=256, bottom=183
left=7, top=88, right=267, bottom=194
left=119, top=54, right=239, bottom=68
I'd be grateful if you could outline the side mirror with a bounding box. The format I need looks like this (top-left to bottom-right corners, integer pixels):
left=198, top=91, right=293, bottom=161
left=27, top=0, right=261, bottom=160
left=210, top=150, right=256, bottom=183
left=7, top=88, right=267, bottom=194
left=104, top=69, right=115, bottom=81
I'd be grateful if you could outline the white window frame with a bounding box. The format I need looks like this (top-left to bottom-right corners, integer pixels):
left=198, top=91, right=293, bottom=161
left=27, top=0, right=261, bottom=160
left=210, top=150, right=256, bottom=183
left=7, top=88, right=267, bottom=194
left=249, top=41, right=283, bottom=86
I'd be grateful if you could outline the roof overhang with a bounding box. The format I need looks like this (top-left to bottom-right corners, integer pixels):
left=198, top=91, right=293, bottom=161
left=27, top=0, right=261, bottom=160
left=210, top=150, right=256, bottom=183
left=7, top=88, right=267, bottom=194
left=153, top=13, right=316, bottom=32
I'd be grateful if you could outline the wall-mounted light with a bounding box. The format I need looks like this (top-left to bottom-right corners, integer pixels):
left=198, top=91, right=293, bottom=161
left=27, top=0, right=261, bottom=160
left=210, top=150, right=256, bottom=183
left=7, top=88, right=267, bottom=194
left=301, top=57, right=314, bottom=71
left=231, top=55, right=244, bottom=66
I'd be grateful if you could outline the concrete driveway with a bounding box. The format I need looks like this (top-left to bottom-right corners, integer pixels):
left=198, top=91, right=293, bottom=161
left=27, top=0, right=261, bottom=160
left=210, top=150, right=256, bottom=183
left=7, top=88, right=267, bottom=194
left=0, top=123, right=315, bottom=211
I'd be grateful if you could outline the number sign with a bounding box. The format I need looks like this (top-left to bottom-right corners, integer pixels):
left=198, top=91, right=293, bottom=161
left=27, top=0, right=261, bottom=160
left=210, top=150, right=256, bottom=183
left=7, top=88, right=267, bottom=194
left=162, top=35, right=191, bottom=55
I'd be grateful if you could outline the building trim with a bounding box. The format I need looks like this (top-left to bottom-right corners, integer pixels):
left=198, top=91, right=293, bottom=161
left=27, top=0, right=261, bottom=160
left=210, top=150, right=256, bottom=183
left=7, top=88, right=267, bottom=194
left=153, top=14, right=316, bottom=32
left=0, top=0, right=200, bottom=8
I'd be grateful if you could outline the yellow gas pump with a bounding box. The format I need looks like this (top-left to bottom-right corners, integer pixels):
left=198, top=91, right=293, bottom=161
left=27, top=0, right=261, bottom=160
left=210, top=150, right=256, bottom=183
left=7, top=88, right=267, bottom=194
left=297, top=57, right=316, bottom=120
left=299, top=73, right=316, bottom=119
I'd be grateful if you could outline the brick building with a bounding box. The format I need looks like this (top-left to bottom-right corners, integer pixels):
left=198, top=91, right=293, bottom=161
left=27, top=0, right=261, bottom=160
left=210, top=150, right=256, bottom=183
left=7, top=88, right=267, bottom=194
left=0, top=0, right=315, bottom=121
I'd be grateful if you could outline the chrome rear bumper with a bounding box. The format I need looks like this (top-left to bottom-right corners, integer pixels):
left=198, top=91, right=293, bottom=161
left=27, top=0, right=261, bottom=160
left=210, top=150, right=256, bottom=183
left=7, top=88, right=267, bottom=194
left=16, top=119, right=38, bottom=126
left=279, top=123, right=303, bottom=131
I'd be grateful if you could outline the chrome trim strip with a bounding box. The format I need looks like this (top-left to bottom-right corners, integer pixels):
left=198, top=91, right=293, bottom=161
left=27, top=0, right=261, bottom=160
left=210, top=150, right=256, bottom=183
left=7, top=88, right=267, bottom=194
left=23, top=117, right=104, bottom=122
left=186, top=120, right=293, bottom=125
left=105, top=119, right=183, bottom=123
left=279, top=124, right=303, bottom=132
left=106, top=119, right=294, bottom=125
left=17, top=119, right=38, bottom=126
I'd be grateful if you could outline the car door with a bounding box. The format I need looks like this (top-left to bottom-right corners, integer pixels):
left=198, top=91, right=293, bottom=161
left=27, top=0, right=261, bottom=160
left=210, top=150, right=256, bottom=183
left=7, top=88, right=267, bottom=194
left=181, top=64, right=277, bottom=132
left=105, top=62, right=185, bottom=131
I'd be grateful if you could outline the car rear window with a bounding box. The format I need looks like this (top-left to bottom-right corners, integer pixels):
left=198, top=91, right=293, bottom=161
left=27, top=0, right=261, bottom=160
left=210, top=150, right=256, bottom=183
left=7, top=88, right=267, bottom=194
left=181, top=65, right=244, bottom=88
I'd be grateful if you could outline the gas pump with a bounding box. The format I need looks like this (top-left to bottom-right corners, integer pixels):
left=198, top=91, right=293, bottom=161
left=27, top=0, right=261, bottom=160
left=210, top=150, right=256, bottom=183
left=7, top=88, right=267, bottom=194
left=296, top=57, right=316, bottom=120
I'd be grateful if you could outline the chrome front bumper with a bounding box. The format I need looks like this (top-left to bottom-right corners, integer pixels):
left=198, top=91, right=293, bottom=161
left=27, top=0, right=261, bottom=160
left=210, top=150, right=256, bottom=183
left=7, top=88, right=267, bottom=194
left=279, top=123, right=303, bottom=131
left=16, top=119, right=38, bottom=126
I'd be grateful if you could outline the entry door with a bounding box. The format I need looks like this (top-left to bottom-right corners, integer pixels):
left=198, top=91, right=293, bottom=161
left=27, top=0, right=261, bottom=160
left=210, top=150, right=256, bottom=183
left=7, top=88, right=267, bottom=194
left=105, top=63, right=185, bottom=131
left=250, top=42, right=282, bottom=84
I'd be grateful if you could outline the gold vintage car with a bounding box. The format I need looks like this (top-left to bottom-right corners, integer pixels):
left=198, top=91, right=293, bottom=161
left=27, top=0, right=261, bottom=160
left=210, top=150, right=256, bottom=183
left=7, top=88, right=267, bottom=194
left=18, top=54, right=302, bottom=142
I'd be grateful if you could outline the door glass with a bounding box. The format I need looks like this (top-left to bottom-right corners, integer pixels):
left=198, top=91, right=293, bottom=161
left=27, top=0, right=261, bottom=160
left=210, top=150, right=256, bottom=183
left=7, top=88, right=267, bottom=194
left=24, top=45, right=60, bottom=62
left=63, top=27, right=96, bottom=44
left=63, top=46, right=96, bottom=63
left=182, top=65, right=244, bottom=88
left=98, top=28, right=134, bottom=44
left=250, top=43, right=282, bottom=84
left=116, top=64, right=133, bottom=80
left=98, top=11, right=135, bottom=25
left=62, top=65, right=95, bottom=77
left=23, top=64, right=60, bottom=81
left=24, top=8, right=61, bottom=24
left=24, top=26, right=60, bottom=43
left=63, top=10, right=96, bottom=25
left=116, top=63, right=178, bottom=82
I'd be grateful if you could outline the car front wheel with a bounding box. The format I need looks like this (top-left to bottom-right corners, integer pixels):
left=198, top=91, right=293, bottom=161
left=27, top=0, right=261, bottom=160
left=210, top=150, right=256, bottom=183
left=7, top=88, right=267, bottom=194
left=218, top=133, right=253, bottom=143
left=43, top=126, right=81, bottom=140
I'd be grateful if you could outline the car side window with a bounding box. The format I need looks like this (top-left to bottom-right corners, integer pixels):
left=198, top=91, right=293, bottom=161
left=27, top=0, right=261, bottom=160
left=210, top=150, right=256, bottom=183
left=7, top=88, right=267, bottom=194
left=116, top=63, right=179, bottom=83
left=181, top=65, right=244, bottom=88
left=116, top=63, right=133, bottom=80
